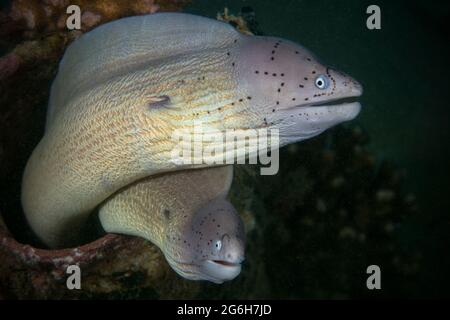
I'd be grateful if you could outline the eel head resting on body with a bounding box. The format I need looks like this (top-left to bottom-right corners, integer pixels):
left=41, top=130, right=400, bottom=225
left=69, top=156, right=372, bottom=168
left=21, top=13, right=362, bottom=283
left=99, top=166, right=245, bottom=283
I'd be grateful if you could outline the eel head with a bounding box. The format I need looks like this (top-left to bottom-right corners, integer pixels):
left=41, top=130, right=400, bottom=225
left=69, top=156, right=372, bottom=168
left=165, top=198, right=245, bottom=284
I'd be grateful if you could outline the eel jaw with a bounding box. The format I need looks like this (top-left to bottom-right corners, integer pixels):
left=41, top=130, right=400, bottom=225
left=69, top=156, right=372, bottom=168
left=289, top=96, right=362, bottom=121
left=273, top=97, right=362, bottom=144
left=200, top=259, right=243, bottom=284
left=300, top=98, right=362, bottom=122
left=165, top=256, right=243, bottom=284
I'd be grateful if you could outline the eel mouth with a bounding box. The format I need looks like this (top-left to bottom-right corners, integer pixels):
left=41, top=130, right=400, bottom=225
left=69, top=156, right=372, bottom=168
left=166, top=256, right=243, bottom=283
left=297, top=95, right=362, bottom=122
left=279, top=95, right=361, bottom=123
left=305, top=96, right=360, bottom=108
left=210, top=259, right=241, bottom=267
left=273, top=95, right=362, bottom=142
left=200, top=259, right=243, bottom=283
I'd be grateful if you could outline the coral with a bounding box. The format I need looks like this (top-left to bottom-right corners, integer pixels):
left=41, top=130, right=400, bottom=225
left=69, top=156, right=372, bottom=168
left=0, top=187, right=263, bottom=299
left=217, top=7, right=253, bottom=35
left=3, top=0, right=180, bottom=37
left=217, top=7, right=263, bottom=36
left=0, top=216, right=202, bottom=299
left=0, top=0, right=192, bottom=80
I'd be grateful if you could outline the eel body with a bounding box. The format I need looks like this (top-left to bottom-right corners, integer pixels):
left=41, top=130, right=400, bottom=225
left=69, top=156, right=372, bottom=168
left=21, top=13, right=362, bottom=282
left=23, top=13, right=243, bottom=247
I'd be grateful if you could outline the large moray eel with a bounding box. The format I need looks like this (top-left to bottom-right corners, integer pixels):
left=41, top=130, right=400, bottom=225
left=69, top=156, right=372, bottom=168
left=21, top=13, right=362, bottom=282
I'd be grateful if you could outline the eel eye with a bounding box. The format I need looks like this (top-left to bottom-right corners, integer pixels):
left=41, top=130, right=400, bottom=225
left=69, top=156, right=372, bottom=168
left=214, top=240, right=222, bottom=251
left=315, top=75, right=329, bottom=90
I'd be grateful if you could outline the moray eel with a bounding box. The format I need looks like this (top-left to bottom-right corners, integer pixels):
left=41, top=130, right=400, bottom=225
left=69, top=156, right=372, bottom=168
left=99, top=165, right=245, bottom=283
left=21, top=13, right=362, bottom=282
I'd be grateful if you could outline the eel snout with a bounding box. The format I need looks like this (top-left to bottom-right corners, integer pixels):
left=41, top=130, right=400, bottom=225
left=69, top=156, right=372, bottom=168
left=201, top=233, right=245, bottom=284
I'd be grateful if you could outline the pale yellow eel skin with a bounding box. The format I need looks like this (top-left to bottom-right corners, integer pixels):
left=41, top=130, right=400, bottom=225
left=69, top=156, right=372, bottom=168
left=21, top=13, right=362, bottom=283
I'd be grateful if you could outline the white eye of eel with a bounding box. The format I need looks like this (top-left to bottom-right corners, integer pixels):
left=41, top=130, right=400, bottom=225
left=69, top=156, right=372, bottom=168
left=315, top=75, right=329, bottom=90
left=214, top=240, right=222, bottom=251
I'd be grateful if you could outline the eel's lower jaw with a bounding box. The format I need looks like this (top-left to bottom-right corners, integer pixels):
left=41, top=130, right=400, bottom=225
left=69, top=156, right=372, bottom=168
left=273, top=98, right=362, bottom=145
left=298, top=96, right=362, bottom=122
left=304, top=96, right=361, bottom=108
left=314, top=101, right=361, bottom=121
left=201, top=259, right=243, bottom=284
left=211, top=259, right=239, bottom=266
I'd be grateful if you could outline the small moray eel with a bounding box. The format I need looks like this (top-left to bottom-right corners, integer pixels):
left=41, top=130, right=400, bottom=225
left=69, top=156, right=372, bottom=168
left=99, top=166, right=244, bottom=283
left=21, top=13, right=363, bottom=282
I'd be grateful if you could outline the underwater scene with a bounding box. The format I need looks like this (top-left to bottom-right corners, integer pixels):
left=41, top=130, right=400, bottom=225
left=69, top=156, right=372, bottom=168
left=0, top=0, right=449, bottom=300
